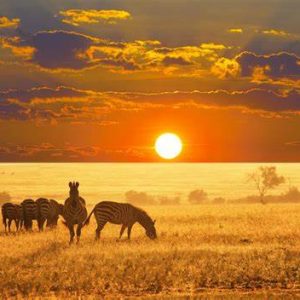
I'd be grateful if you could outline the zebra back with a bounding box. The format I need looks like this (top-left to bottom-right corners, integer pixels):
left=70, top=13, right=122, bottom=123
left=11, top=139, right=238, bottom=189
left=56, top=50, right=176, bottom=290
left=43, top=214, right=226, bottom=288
left=15, top=204, right=24, bottom=221
left=21, top=199, right=38, bottom=229
left=36, top=198, right=50, bottom=220
left=1, top=202, right=18, bottom=221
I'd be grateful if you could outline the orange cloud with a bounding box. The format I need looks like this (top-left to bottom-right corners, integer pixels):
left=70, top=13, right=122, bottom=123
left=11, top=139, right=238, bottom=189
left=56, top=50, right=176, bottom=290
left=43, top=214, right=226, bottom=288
left=212, top=51, right=300, bottom=85
left=0, top=37, right=35, bottom=60
left=59, top=9, right=131, bottom=26
left=0, top=16, right=20, bottom=28
left=2, top=86, right=300, bottom=127
left=228, top=28, right=243, bottom=34
left=0, top=28, right=234, bottom=76
left=200, top=43, right=229, bottom=50
left=211, top=57, right=240, bottom=78
left=261, top=29, right=291, bottom=37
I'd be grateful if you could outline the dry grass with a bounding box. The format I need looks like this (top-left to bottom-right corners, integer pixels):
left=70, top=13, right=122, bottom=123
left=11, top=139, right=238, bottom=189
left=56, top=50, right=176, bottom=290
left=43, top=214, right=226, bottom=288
left=1, top=204, right=300, bottom=299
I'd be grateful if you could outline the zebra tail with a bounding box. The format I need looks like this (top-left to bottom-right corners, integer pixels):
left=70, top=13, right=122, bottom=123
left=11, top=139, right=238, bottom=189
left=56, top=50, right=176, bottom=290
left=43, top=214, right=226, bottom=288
left=83, top=207, right=95, bottom=226
left=37, top=202, right=42, bottom=220
left=1, top=208, right=5, bottom=225
left=62, top=220, right=68, bottom=227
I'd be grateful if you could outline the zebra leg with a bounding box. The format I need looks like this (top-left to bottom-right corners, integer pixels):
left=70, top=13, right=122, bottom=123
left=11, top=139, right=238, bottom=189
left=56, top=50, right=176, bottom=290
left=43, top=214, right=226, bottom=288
left=127, top=225, right=133, bottom=240
left=46, top=218, right=54, bottom=228
left=118, top=224, right=127, bottom=240
left=3, top=217, right=7, bottom=233
left=15, top=219, right=19, bottom=231
left=53, top=216, right=59, bottom=227
left=8, top=219, right=12, bottom=232
left=68, top=224, right=75, bottom=244
left=28, top=219, right=33, bottom=231
left=95, top=223, right=106, bottom=241
left=40, top=218, right=46, bottom=231
left=24, top=219, right=30, bottom=231
left=76, top=224, right=83, bottom=244
left=38, top=218, right=43, bottom=231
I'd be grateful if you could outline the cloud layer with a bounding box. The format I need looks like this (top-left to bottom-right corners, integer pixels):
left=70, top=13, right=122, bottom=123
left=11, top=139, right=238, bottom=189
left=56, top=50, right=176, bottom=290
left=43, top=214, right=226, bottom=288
left=59, top=9, right=131, bottom=26
left=0, top=16, right=20, bottom=28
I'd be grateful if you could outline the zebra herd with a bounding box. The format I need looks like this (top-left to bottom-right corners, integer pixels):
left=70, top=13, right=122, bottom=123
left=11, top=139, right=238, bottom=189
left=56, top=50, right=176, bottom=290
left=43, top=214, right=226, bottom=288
left=2, top=198, right=63, bottom=232
left=1, top=181, right=157, bottom=244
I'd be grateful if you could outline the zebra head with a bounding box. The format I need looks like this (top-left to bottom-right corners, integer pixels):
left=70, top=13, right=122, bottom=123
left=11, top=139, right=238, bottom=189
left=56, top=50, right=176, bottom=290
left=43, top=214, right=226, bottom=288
left=146, top=219, right=157, bottom=240
left=69, top=181, right=80, bottom=205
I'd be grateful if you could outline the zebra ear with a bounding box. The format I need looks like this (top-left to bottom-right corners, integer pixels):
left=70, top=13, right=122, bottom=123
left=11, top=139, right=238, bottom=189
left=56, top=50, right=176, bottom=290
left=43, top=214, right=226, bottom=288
left=153, top=219, right=156, bottom=224
left=69, top=182, right=72, bottom=188
left=76, top=182, right=79, bottom=188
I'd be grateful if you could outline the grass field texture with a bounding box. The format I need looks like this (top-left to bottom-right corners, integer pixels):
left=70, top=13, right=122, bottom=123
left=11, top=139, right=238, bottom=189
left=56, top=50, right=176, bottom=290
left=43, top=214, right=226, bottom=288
left=1, top=204, right=300, bottom=299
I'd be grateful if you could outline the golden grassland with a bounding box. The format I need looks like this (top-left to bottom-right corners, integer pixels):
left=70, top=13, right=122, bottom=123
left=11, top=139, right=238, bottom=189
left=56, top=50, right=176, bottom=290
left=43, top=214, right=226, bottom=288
left=1, top=204, right=300, bottom=299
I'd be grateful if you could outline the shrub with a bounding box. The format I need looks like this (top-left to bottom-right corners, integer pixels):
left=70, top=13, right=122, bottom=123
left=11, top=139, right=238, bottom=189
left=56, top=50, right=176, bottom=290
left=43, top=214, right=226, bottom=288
left=0, top=192, right=11, bottom=204
left=125, top=190, right=157, bottom=205
left=188, top=189, right=208, bottom=204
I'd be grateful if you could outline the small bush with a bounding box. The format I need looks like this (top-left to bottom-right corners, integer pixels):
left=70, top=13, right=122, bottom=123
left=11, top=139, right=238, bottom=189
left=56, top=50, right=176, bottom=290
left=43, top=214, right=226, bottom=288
left=125, top=190, right=157, bottom=205
left=0, top=192, right=11, bottom=204
left=158, top=196, right=181, bottom=205
left=188, top=189, right=208, bottom=204
left=212, top=197, right=226, bottom=204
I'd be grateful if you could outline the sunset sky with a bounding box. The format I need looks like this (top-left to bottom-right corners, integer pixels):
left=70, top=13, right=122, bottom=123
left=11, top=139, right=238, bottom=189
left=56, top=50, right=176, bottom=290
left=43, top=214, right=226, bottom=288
left=1, top=0, right=300, bottom=162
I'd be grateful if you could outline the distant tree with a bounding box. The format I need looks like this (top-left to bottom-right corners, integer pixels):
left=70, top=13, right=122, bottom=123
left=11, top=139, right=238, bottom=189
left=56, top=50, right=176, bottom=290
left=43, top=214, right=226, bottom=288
left=0, top=191, right=11, bottom=205
left=188, top=189, right=208, bottom=204
left=125, top=190, right=157, bottom=205
left=281, top=186, right=300, bottom=203
left=247, top=166, right=285, bottom=204
left=212, top=197, right=226, bottom=204
left=158, top=196, right=181, bottom=205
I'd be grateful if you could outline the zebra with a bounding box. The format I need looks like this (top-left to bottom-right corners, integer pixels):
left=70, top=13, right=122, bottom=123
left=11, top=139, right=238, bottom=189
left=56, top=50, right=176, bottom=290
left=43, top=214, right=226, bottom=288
left=84, top=201, right=157, bottom=240
left=1, top=203, right=23, bottom=232
left=63, top=182, right=87, bottom=244
left=36, top=198, right=50, bottom=231
left=21, top=199, right=38, bottom=230
left=46, top=199, right=64, bottom=228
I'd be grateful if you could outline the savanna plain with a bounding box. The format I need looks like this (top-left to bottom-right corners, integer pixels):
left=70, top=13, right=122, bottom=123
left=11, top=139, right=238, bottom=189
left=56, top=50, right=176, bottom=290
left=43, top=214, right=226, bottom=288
left=1, top=204, right=300, bottom=299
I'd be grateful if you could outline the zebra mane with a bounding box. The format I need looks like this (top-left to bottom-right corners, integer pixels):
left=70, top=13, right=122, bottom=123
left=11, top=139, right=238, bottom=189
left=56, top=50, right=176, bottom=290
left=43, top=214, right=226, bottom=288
left=135, top=206, right=154, bottom=225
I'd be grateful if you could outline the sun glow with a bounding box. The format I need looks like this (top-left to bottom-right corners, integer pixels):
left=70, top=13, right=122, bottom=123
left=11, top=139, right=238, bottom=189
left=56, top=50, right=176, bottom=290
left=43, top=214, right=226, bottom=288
left=155, top=133, right=182, bottom=160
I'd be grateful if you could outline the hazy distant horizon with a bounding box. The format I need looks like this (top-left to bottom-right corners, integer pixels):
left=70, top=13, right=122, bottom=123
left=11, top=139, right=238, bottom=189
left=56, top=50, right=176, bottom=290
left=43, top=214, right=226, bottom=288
left=1, top=162, right=299, bottom=204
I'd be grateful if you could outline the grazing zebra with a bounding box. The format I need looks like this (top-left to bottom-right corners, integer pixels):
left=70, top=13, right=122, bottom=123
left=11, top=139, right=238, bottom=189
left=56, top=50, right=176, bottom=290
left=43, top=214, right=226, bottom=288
left=21, top=199, right=38, bottom=230
left=1, top=203, right=23, bottom=232
left=46, top=199, right=64, bottom=228
left=63, top=182, right=87, bottom=244
left=84, top=201, right=157, bottom=240
left=36, top=198, right=50, bottom=231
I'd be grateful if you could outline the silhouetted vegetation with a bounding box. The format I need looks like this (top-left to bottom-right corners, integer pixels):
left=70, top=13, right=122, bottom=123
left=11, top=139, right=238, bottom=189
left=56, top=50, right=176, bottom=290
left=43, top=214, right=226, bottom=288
left=0, top=192, right=11, bottom=204
left=125, top=190, right=157, bottom=205
left=233, top=186, right=300, bottom=204
left=125, top=190, right=181, bottom=205
left=188, top=189, right=208, bottom=204
left=247, top=166, right=285, bottom=204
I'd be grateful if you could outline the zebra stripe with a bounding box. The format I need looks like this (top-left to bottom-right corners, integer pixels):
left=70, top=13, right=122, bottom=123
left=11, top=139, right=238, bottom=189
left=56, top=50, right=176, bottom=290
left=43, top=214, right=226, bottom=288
left=15, top=204, right=24, bottom=230
left=63, top=181, right=87, bottom=244
left=21, top=199, right=38, bottom=230
left=84, top=201, right=157, bottom=240
left=46, top=199, right=64, bottom=228
left=36, top=198, right=50, bottom=231
left=1, top=203, right=23, bottom=232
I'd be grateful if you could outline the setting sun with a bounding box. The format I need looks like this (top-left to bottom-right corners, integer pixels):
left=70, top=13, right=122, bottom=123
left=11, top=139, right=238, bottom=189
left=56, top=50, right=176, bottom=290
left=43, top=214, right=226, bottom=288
left=155, top=133, right=182, bottom=160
